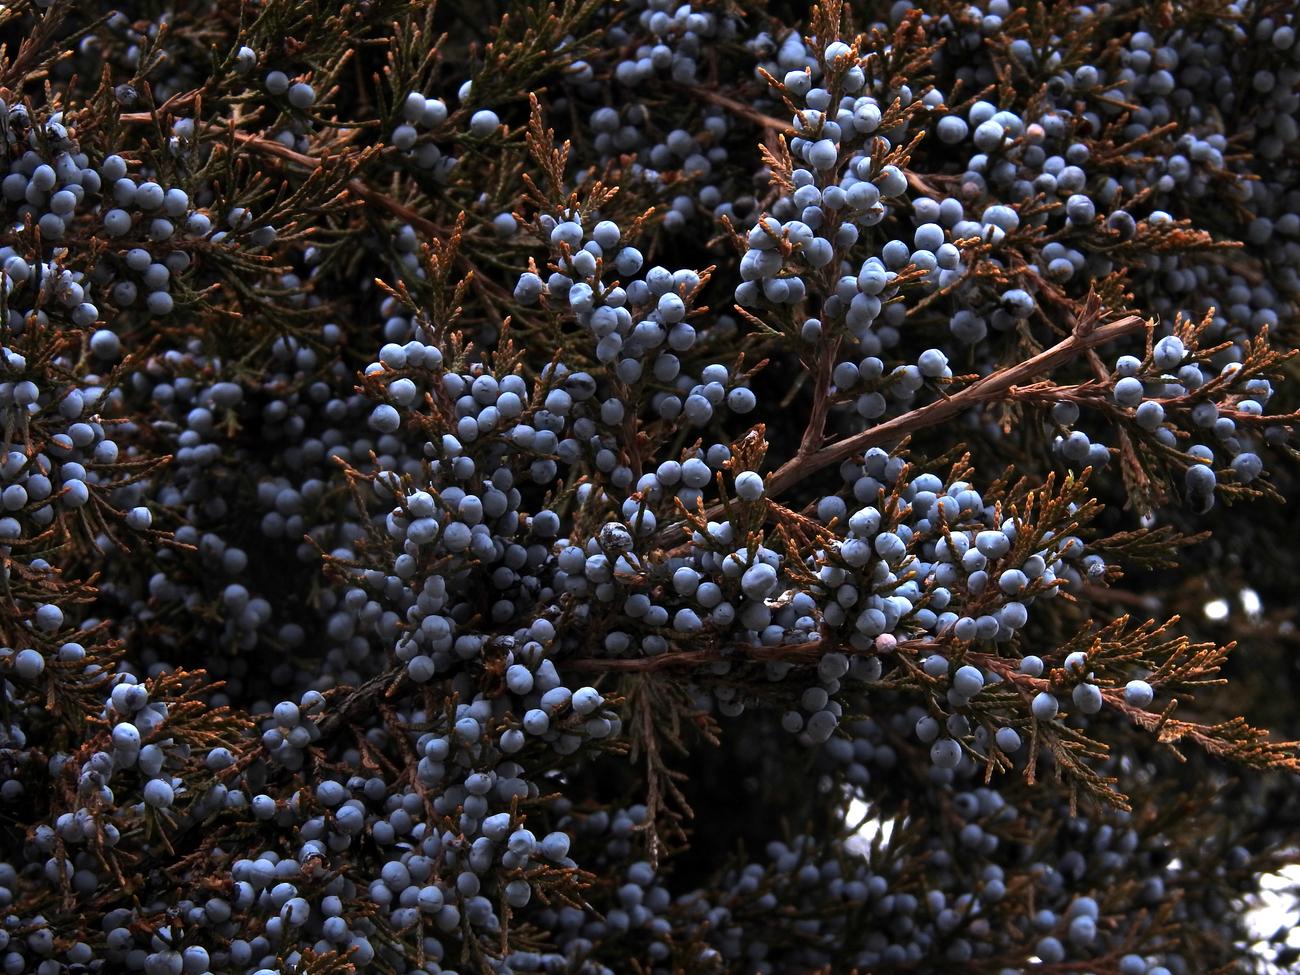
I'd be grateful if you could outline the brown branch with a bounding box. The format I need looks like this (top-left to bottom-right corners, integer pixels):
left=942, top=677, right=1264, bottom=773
left=317, top=666, right=409, bottom=735
left=118, top=111, right=451, bottom=239
left=564, top=640, right=823, bottom=673
left=1080, top=583, right=1163, bottom=610
left=683, top=85, right=789, bottom=133
left=225, top=132, right=452, bottom=239
left=799, top=334, right=839, bottom=458
left=764, top=314, right=1146, bottom=497
left=653, top=313, right=1146, bottom=548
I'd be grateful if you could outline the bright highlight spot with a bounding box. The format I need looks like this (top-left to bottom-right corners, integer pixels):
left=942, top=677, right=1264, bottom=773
left=1247, top=864, right=1300, bottom=969
left=1241, top=588, right=1262, bottom=617
left=845, top=795, right=895, bottom=857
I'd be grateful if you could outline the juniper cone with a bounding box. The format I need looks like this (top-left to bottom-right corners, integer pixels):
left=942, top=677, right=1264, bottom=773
left=1, top=0, right=1299, bottom=973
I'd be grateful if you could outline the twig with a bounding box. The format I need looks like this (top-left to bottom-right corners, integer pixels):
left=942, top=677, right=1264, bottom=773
left=118, top=110, right=452, bottom=239
left=226, top=132, right=452, bottom=239
left=683, top=85, right=788, bottom=133
left=765, top=314, right=1146, bottom=497
left=652, top=313, right=1146, bottom=547
left=318, top=666, right=409, bottom=735
left=798, top=334, right=839, bottom=458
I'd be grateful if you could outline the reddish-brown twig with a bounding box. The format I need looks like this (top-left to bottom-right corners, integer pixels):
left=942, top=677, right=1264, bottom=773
left=119, top=109, right=451, bottom=238
left=652, top=313, right=1146, bottom=548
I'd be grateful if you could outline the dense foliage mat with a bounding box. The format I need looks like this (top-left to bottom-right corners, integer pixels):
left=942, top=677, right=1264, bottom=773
left=1, top=0, right=1299, bottom=972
